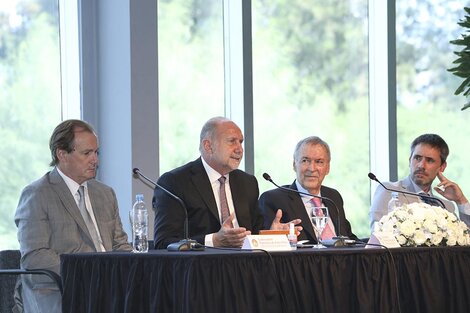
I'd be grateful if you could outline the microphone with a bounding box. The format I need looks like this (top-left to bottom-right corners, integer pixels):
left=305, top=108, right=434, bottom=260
left=263, top=173, right=354, bottom=247
left=367, top=172, right=446, bottom=208
left=132, top=168, right=203, bottom=251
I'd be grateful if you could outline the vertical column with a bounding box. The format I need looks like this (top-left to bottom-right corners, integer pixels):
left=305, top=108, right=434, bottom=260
left=79, top=0, right=158, bottom=238
left=369, top=0, right=397, bottom=198
left=223, top=0, right=254, bottom=174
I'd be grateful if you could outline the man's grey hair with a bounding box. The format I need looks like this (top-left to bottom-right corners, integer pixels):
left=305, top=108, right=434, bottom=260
left=199, top=116, right=230, bottom=153
left=293, top=136, right=331, bottom=161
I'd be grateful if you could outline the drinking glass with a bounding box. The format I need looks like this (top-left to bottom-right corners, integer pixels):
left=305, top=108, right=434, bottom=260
left=311, top=206, right=329, bottom=248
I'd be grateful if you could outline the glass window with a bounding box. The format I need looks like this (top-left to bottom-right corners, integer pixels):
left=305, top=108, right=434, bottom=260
left=252, top=1, right=370, bottom=238
left=0, top=0, right=62, bottom=249
left=158, top=0, right=225, bottom=172
left=396, top=1, right=469, bottom=208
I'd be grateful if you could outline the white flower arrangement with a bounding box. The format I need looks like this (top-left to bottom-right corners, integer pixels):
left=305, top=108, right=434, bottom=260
left=377, top=202, right=470, bottom=247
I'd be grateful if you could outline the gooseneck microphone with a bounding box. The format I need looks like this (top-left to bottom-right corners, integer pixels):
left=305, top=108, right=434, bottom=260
left=263, top=173, right=353, bottom=247
left=132, top=168, right=203, bottom=251
left=367, top=172, right=446, bottom=208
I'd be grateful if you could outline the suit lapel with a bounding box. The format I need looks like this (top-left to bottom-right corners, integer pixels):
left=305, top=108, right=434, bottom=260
left=190, top=159, right=220, bottom=221
left=229, top=171, right=251, bottom=227
left=401, top=176, right=420, bottom=204
left=87, top=182, right=112, bottom=250
left=289, top=183, right=317, bottom=241
left=49, top=168, right=92, bottom=239
left=321, top=186, right=339, bottom=236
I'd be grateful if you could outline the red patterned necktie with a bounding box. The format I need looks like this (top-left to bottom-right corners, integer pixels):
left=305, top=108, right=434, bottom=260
left=311, top=197, right=335, bottom=240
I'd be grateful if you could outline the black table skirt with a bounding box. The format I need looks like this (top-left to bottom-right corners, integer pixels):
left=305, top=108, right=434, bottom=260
left=60, top=246, right=470, bottom=313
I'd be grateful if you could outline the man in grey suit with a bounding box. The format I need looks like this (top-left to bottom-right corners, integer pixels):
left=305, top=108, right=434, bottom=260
left=369, top=133, right=470, bottom=231
left=14, top=119, right=132, bottom=313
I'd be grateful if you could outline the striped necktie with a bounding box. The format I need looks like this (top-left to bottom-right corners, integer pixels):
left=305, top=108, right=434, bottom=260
left=218, top=176, right=233, bottom=227
left=78, top=186, right=103, bottom=251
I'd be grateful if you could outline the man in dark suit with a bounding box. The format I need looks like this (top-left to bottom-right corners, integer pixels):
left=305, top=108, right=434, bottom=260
left=14, top=119, right=132, bottom=313
left=259, top=136, right=357, bottom=244
left=153, top=117, right=301, bottom=249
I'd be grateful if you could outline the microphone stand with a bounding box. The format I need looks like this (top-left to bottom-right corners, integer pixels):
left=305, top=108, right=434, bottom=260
left=263, top=173, right=353, bottom=247
left=368, top=173, right=446, bottom=209
left=132, top=168, right=203, bottom=251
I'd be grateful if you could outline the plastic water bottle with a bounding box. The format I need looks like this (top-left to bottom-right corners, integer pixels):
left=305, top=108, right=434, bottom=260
left=387, top=192, right=402, bottom=214
left=131, top=194, right=148, bottom=253
left=287, top=222, right=297, bottom=250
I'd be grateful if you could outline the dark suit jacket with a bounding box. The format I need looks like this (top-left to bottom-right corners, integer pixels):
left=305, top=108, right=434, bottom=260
left=259, top=181, right=358, bottom=243
left=153, top=157, right=264, bottom=249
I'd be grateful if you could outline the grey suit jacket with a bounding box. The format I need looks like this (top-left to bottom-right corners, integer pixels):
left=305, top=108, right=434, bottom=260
left=368, top=175, right=456, bottom=231
left=14, top=167, right=131, bottom=313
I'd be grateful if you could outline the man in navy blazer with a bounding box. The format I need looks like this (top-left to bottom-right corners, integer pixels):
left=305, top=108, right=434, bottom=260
left=259, top=136, right=357, bottom=243
left=153, top=117, right=301, bottom=249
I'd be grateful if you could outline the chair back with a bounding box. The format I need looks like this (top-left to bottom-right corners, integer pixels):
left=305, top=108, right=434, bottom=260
left=0, top=250, right=21, bottom=313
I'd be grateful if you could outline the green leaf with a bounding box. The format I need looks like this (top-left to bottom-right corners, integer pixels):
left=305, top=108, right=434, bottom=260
left=454, top=77, right=470, bottom=95
left=449, top=7, right=470, bottom=108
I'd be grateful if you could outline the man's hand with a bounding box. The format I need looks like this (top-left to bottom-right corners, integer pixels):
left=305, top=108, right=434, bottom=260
left=269, top=209, right=302, bottom=235
left=213, top=213, right=251, bottom=248
left=434, top=172, right=468, bottom=205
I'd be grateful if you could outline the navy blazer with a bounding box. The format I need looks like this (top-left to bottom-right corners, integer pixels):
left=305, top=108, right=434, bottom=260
left=153, top=157, right=264, bottom=249
left=259, top=181, right=358, bottom=243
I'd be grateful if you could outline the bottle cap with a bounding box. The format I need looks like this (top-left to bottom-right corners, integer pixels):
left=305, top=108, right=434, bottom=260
left=289, top=222, right=295, bottom=235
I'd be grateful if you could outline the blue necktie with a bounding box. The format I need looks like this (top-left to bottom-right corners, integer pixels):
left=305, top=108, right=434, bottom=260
left=419, top=193, right=444, bottom=208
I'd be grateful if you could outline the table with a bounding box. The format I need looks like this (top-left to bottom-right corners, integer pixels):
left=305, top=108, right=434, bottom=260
left=60, top=246, right=470, bottom=313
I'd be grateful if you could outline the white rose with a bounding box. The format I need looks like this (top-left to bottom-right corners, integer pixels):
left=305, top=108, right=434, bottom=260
left=448, top=222, right=460, bottom=236
left=457, top=234, right=467, bottom=246
left=396, top=234, right=407, bottom=246
left=414, top=230, right=427, bottom=246
left=423, top=209, right=438, bottom=220
left=398, top=220, right=415, bottom=237
left=447, top=234, right=457, bottom=246
left=394, top=209, right=408, bottom=221
left=430, top=233, right=443, bottom=245
left=422, top=219, right=438, bottom=234
left=447, top=214, right=458, bottom=222
left=457, top=221, right=469, bottom=233
left=407, top=202, right=424, bottom=211
left=436, top=217, right=447, bottom=229
left=410, top=207, right=426, bottom=222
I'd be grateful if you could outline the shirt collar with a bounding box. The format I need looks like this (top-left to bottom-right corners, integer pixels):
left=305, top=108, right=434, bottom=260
left=201, top=157, right=229, bottom=184
left=294, top=179, right=320, bottom=203
left=56, top=167, right=88, bottom=194
left=409, top=176, right=434, bottom=196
